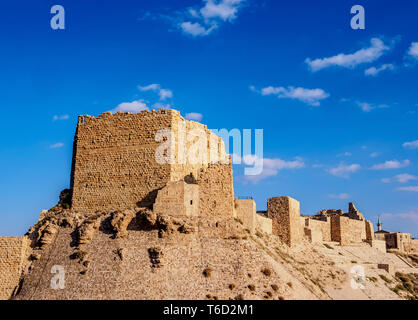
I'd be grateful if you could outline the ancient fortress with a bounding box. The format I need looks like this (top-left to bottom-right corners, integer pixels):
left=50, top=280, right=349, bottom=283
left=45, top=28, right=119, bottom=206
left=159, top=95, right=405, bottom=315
left=0, top=109, right=415, bottom=300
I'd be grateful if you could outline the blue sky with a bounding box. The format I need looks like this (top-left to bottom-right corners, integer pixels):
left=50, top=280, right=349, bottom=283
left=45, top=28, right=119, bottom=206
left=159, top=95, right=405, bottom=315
left=0, top=0, right=417, bottom=237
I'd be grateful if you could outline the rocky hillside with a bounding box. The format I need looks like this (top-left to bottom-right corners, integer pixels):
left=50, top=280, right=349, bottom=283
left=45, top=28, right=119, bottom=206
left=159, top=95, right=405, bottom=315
left=12, top=209, right=418, bottom=300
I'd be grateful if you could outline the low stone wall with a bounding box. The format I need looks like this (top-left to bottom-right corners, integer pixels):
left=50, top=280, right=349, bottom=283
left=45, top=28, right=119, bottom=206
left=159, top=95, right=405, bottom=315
left=370, top=240, right=386, bottom=253
left=0, top=237, right=30, bottom=300
left=255, top=214, right=272, bottom=234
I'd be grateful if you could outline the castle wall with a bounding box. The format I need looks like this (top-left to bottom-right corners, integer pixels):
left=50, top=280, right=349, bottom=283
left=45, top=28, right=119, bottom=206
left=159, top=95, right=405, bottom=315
left=365, top=220, right=374, bottom=241
left=70, top=110, right=233, bottom=216
left=331, top=215, right=366, bottom=245
left=0, top=237, right=30, bottom=300
left=267, top=196, right=302, bottom=246
left=305, top=217, right=331, bottom=242
left=153, top=181, right=199, bottom=217
left=196, top=161, right=235, bottom=218
left=236, top=199, right=256, bottom=233
left=255, top=214, right=272, bottom=234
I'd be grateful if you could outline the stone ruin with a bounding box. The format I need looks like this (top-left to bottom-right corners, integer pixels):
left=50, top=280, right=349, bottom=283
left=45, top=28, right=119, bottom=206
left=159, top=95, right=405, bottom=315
left=0, top=109, right=402, bottom=299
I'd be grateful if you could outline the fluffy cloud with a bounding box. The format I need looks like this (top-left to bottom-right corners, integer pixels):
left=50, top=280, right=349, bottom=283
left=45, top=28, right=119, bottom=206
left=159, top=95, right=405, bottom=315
left=305, top=38, right=390, bottom=72
left=49, top=142, right=64, bottom=149
left=329, top=163, right=361, bottom=178
left=138, top=84, right=173, bottom=101
left=403, top=140, right=418, bottom=149
left=185, top=112, right=203, bottom=121
left=53, top=114, right=69, bottom=121
left=329, top=193, right=350, bottom=199
left=382, top=174, right=418, bottom=183
left=407, top=42, right=418, bottom=60
left=396, top=186, right=418, bottom=192
left=364, top=63, right=394, bottom=76
left=371, top=159, right=410, bottom=170
left=356, top=101, right=389, bottom=112
left=180, top=0, right=246, bottom=37
left=111, top=100, right=149, bottom=113
left=337, top=152, right=352, bottom=157
left=241, top=155, right=304, bottom=183
left=252, top=85, right=329, bottom=106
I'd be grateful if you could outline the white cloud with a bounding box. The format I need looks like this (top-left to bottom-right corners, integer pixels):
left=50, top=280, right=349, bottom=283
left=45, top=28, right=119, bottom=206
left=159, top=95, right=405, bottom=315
left=53, top=114, right=69, bottom=121
left=111, top=100, right=149, bottom=113
left=382, top=174, right=418, bottom=183
left=364, top=63, right=394, bottom=76
left=329, top=163, right=361, bottom=178
left=396, top=186, right=418, bottom=192
left=254, top=86, right=330, bottom=106
left=138, top=84, right=173, bottom=101
left=380, top=210, right=418, bottom=225
left=403, top=140, right=418, bottom=149
left=329, top=193, right=350, bottom=199
left=185, top=112, right=203, bottom=121
left=305, top=38, right=390, bottom=72
left=180, top=21, right=215, bottom=36
left=407, top=42, right=418, bottom=60
left=371, top=159, right=410, bottom=170
left=337, top=152, right=352, bottom=157
left=242, top=155, right=304, bottom=183
left=49, top=142, right=64, bottom=149
left=370, top=152, right=379, bottom=158
left=180, top=0, right=245, bottom=37
left=357, top=101, right=389, bottom=112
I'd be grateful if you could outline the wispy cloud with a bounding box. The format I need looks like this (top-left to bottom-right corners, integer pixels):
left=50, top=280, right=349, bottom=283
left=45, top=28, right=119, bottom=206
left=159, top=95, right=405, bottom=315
left=329, top=193, right=350, bottom=199
left=138, top=84, right=173, bottom=101
left=49, top=142, right=64, bottom=149
left=371, top=159, right=410, bottom=170
left=241, top=155, right=305, bottom=183
left=403, top=140, right=418, bottom=149
left=305, top=38, right=391, bottom=72
left=356, top=101, right=389, bottom=112
left=185, top=112, right=203, bottom=121
left=382, top=173, right=418, bottom=183
left=111, top=100, right=149, bottom=113
left=337, top=152, right=352, bottom=157
left=380, top=210, right=418, bottom=226
left=251, top=85, right=329, bottom=106
left=53, top=114, right=69, bottom=121
left=397, top=186, right=418, bottom=192
left=364, top=63, right=395, bottom=76
left=370, top=152, right=379, bottom=158
left=329, top=163, right=361, bottom=178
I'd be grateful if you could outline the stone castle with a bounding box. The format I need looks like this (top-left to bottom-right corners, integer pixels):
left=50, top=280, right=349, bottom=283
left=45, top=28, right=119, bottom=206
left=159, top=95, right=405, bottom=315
left=0, top=109, right=415, bottom=300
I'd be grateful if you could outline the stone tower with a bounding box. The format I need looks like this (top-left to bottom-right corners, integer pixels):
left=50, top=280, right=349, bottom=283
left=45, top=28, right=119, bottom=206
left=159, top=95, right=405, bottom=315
left=69, top=109, right=234, bottom=217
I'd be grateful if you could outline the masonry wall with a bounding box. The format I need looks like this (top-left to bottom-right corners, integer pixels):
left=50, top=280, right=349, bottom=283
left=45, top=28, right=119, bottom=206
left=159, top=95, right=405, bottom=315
left=267, top=196, right=302, bottom=246
left=0, top=237, right=29, bottom=300
left=153, top=181, right=199, bottom=217
left=331, top=216, right=366, bottom=245
left=255, top=214, right=272, bottom=234
left=305, top=217, right=331, bottom=242
left=236, top=199, right=256, bottom=233
left=196, top=161, right=235, bottom=218
left=70, top=110, right=233, bottom=215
